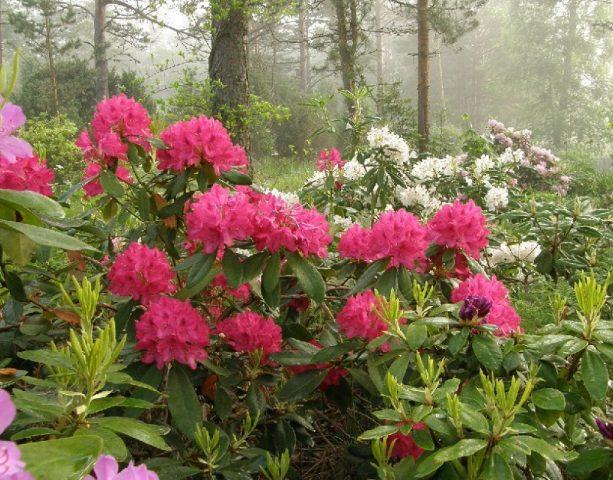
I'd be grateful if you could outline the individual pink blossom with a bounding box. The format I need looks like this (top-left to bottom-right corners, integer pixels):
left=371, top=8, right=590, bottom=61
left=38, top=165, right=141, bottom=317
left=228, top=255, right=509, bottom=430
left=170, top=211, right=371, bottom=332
left=336, top=290, right=387, bottom=342
left=451, top=274, right=509, bottom=304
left=157, top=116, right=249, bottom=175
left=289, top=340, right=348, bottom=391
left=252, top=193, right=331, bottom=258
left=107, top=243, right=176, bottom=304
left=369, top=210, right=427, bottom=269
left=387, top=423, right=426, bottom=459
left=76, top=130, right=128, bottom=165
left=82, top=162, right=133, bottom=198
left=216, top=311, right=282, bottom=357
left=135, top=297, right=210, bottom=370
left=0, top=155, right=54, bottom=196
left=338, top=224, right=373, bottom=262
left=185, top=184, right=256, bottom=254
left=316, top=148, right=345, bottom=171
left=85, top=455, right=159, bottom=480
left=91, top=94, right=152, bottom=148
left=486, top=302, right=522, bottom=336
left=427, top=200, right=489, bottom=259
left=0, top=390, right=34, bottom=480
left=0, top=100, right=33, bottom=163
left=487, top=119, right=505, bottom=133
left=494, top=133, right=513, bottom=148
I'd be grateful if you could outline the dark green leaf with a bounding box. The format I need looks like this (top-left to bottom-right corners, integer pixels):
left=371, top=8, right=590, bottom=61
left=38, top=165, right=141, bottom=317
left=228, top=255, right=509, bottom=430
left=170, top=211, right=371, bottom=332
left=472, top=335, right=502, bottom=371
left=262, top=252, right=281, bottom=308
left=278, top=370, right=326, bottom=402
left=580, top=349, right=608, bottom=401
left=532, top=388, right=566, bottom=411
left=221, top=248, right=244, bottom=288
left=167, top=365, right=201, bottom=438
left=286, top=252, right=325, bottom=304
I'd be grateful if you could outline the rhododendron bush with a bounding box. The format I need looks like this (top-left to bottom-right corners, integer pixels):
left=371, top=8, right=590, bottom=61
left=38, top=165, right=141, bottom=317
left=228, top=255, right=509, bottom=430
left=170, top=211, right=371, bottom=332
left=0, top=95, right=610, bottom=480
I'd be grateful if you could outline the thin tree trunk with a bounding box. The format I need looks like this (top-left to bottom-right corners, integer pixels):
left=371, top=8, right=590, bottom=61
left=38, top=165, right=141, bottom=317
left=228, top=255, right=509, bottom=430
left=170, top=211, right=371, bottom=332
left=375, top=0, right=383, bottom=114
left=44, top=14, right=59, bottom=115
left=209, top=0, right=250, bottom=149
left=417, top=0, right=429, bottom=153
left=554, top=0, right=577, bottom=149
left=0, top=0, right=4, bottom=68
left=94, top=0, right=109, bottom=101
left=298, top=0, right=310, bottom=91
left=437, top=36, right=445, bottom=123
left=333, top=0, right=357, bottom=114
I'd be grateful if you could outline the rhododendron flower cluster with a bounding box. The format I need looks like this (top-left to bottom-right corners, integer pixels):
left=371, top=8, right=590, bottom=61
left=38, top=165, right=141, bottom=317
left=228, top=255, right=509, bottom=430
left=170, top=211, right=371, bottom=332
left=136, top=297, right=210, bottom=369
left=316, top=148, right=345, bottom=171
left=107, top=243, right=176, bottom=304
left=185, top=184, right=256, bottom=254
left=216, top=311, right=282, bottom=357
left=0, top=155, right=54, bottom=196
left=0, top=100, right=33, bottom=163
left=387, top=423, right=426, bottom=459
left=252, top=193, right=332, bottom=258
left=204, top=273, right=252, bottom=321
left=451, top=274, right=521, bottom=335
left=210, top=273, right=252, bottom=303
left=157, top=116, right=249, bottom=174
left=85, top=455, right=159, bottom=480
left=427, top=200, right=489, bottom=258
left=338, top=209, right=427, bottom=269
left=81, top=161, right=133, bottom=198
left=0, top=390, right=34, bottom=479
left=289, top=341, right=348, bottom=391
left=91, top=94, right=152, bottom=148
left=336, top=290, right=387, bottom=342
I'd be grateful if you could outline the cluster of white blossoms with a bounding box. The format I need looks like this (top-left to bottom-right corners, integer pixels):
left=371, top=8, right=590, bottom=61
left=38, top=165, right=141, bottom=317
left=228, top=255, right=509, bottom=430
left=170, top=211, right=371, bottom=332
left=487, top=241, right=541, bottom=266
left=499, top=147, right=525, bottom=165
left=396, top=184, right=443, bottom=213
left=366, top=126, right=416, bottom=165
left=410, top=156, right=454, bottom=182
left=305, top=166, right=343, bottom=187
left=342, top=158, right=368, bottom=181
left=331, top=214, right=354, bottom=231
left=484, top=186, right=509, bottom=211
left=474, top=154, right=495, bottom=177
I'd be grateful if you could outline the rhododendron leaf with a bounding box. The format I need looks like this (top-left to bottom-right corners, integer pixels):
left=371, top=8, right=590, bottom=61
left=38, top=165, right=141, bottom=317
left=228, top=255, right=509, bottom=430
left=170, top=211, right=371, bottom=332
left=566, top=448, right=612, bottom=475
left=0, top=228, right=37, bottom=265
left=93, top=417, right=171, bottom=451
left=186, top=252, right=215, bottom=289
left=389, top=355, right=410, bottom=382
left=221, top=170, right=253, bottom=185
left=147, top=137, right=168, bottom=150
left=580, top=349, right=608, bottom=401
left=19, top=435, right=103, bottom=480
left=168, top=365, right=201, bottom=438
left=532, top=388, right=566, bottom=411
left=347, top=367, right=378, bottom=396
left=480, top=454, right=513, bottom=480
left=397, top=266, right=413, bottom=301
left=448, top=328, right=470, bottom=356
left=0, top=188, right=65, bottom=219
left=310, top=342, right=358, bottom=364
left=268, top=351, right=314, bottom=366
left=415, top=439, right=488, bottom=478
left=357, top=424, right=399, bottom=441
left=514, top=436, right=576, bottom=462
left=535, top=250, right=553, bottom=275
left=472, top=334, right=502, bottom=371
left=278, top=370, right=327, bottom=402
left=214, top=387, right=232, bottom=421
left=100, top=170, right=125, bottom=198
left=242, top=252, right=269, bottom=282
left=459, top=404, right=490, bottom=435
left=18, top=349, right=74, bottom=370
left=405, top=323, right=428, bottom=350
left=262, top=252, right=281, bottom=308
left=286, top=252, right=325, bottom=304
left=10, top=426, right=59, bottom=441
left=5, top=270, right=27, bottom=301
left=75, top=425, right=128, bottom=462
left=221, top=248, right=244, bottom=288
left=412, top=427, right=435, bottom=451
left=0, top=219, right=96, bottom=252
left=375, top=267, right=398, bottom=296
left=350, top=258, right=388, bottom=295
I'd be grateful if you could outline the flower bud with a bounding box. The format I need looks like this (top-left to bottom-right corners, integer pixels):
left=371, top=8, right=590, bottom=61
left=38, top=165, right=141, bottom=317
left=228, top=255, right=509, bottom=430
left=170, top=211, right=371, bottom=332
left=459, top=295, right=492, bottom=321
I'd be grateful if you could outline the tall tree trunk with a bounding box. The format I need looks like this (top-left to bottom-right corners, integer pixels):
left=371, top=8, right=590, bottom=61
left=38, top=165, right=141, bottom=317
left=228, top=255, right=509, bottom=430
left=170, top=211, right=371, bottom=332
left=554, top=0, right=577, bottom=149
left=209, top=0, right=250, bottom=149
left=94, top=0, right=109, bottom=101
left=374, top=0, right=383, bottom=114
left=0, top=0, right=4, bottom=68
left=417, top=0, right=430, bottom=153
left=298, top=0, right=310, bottom=91
left=333, top=0, right=357, bottom=114
left=44, top=14, right=59, bottom=115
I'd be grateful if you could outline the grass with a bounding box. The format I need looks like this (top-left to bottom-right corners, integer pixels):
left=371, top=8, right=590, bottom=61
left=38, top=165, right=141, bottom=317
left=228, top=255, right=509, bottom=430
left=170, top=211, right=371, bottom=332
left=253, top=156, right=312, bottom=192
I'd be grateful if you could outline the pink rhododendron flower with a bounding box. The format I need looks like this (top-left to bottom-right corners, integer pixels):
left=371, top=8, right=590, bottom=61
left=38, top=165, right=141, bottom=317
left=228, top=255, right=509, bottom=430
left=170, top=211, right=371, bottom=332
left=289, top=341, right=348, bottom=391
left=185, top=184, right=256, bottom=254
left=486, top=302, right=522, bottom=336
left=338, top=224, right=373, bottom=262
left=91, top=94, right=152, bottom=148
left=0, top=155, right=54, bottom=196
left=0, top=390, right=34, bottom=479
left=76, top=130, right=128, bottom=165
left=387, top=423, right=426, bottom=459
left=210, top=273, right=251, bottom=303
left=136, top=297, right=210, bottom=370
left=82, top=162, right=133, bottom=198
left=427, top=200, right=490, bottom=258
left=316, top=148, right=345, bottom=171
left=107, top=243, right=176, bottom=304
left=216, top=311, right=282, bottom=357
left=157, top=116, right=249, bottom=174
left=336, top=290, right=387, bottom=342
left=252, top=193, right=331, bottom=258
left=85, top=455, right=158, bottom=480
left=0, top=101, right=33, bottom=163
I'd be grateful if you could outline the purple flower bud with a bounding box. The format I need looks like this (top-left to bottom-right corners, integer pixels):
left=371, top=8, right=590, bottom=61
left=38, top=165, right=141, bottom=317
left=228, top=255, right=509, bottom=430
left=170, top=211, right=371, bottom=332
left=459, top=295, right=492, bottom=321
left=596, top=418, right=613, bottom=441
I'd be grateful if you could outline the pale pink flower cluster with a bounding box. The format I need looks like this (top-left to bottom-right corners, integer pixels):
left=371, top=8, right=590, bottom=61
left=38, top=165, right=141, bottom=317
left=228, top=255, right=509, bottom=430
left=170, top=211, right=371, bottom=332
left=0, top=155, right=54, bottom=196
left=0, top=389, right=34, bottom=479
left=451, top=274, right=521, bottom=335
left=0, top=100, right=33, bottom=164
left=136, top=297, right=210, bottom=370
left=338, top=210, right=427, bottom=269
left=336, top=290, right=387, bottom=342
left=185, top=186, right=331, bottom=258
left=157, top=116, right=249, bottom=175
left=316, top=148, right=345, bottom=171
left=427, top=200, right=489, bottom=259
left=107, top=243, right=176, bottom=304
left=216, top=311, right=282, bottom=357
left=85, top=455, right=158, bottom=480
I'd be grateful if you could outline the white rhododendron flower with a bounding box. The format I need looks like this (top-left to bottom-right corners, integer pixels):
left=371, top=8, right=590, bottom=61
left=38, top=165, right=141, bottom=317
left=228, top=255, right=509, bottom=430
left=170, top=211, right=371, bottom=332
left=331, top=215, right=353, bottom=230
left=343, top=159, right=368, bottom=181
left=366, top=126, right=414, bottom=165
left=396, top=184, right=442, bottom=212
left=264, top=188, right=300, bottom=205
left=474, top=154, right=495, bottom=176
left=485, top=186, right=509, bottom=211
left=488, top=241, right=541, bottom=265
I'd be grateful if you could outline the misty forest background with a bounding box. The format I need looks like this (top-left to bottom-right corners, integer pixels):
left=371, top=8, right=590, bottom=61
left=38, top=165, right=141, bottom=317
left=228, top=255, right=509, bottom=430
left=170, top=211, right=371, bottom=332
left=2, top=0, right=612, bottom=190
